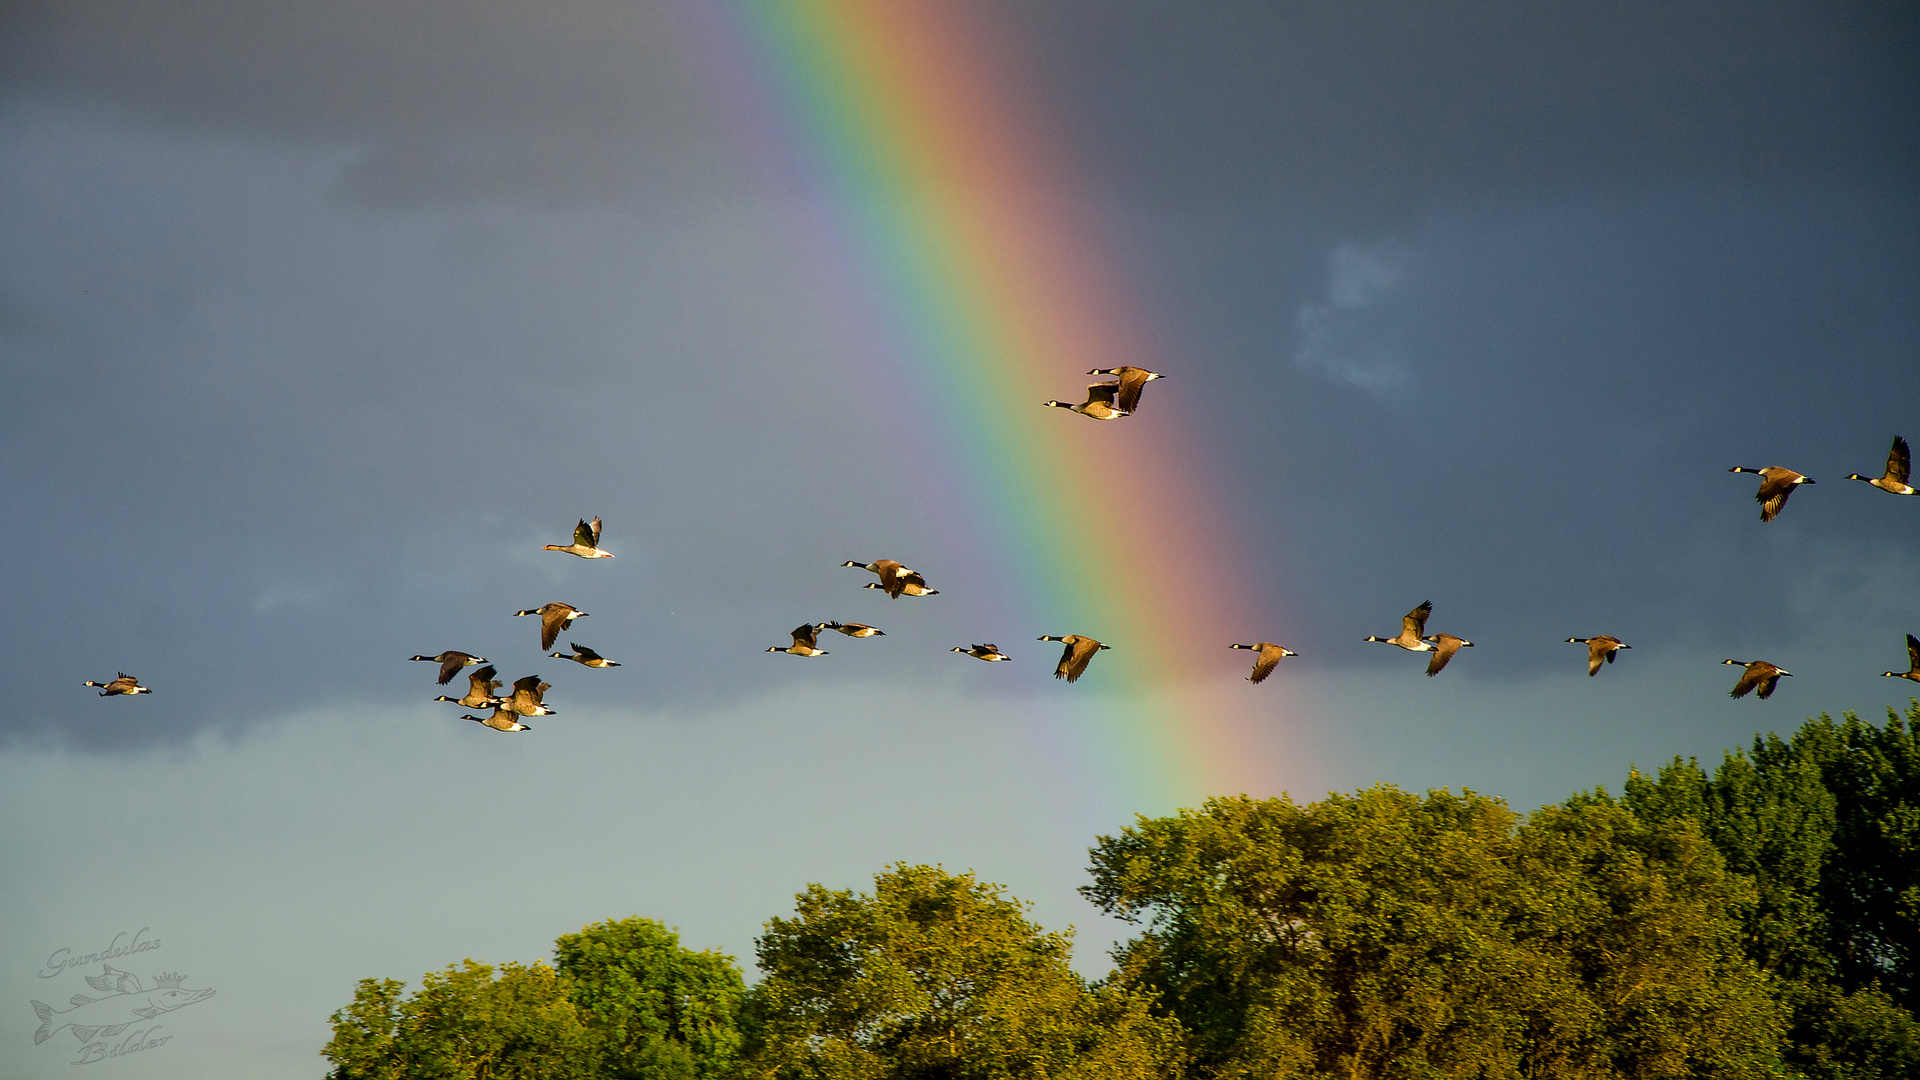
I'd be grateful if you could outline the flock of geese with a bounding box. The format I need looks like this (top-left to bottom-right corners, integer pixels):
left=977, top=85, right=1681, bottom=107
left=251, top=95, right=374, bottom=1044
left=82, top=375, right=1920, bottom=721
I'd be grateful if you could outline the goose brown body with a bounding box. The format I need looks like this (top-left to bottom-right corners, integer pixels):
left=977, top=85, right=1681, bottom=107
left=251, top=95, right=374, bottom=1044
left=1043, top=382, right=1129, bottom=421
left=409, top=651, right=488, bottom=686
left=1847, top=436, right=1916, bottom=496
left=463, top=707, right=532, bottom=732
left=513, top=603, right=587, bottom=651
left=768, top=624, right=829, bottom=656
left=551, top=643, right=620, bottom=667
left=84, top=673, right=150, bottom=696
left=434, top=665, right=503, bottom=708
left=1424, top=634, right=1474, bottom=676
left=1724, top=659, right=1791, bottom=699
left=1567, top=636, right=1631, bottom=676
left=843, top=560, right=937, bottom=599
left=1229, top=642, right=1296, bottom=684
left=1883, top=634, right=1920, bottom=683
left=1088, top=366, right=1165, bottom=413
left=1729, top=466, right=1814, bottom=522
left=1366, top=602, right=1437, bottom=652
left=501, top=675, right=556, bottom=717
left=543, top=517, right=613, bottom=558
left=953, top=644, right=1012, bottom=662
left=1039, top=635, right=1108, bottom=682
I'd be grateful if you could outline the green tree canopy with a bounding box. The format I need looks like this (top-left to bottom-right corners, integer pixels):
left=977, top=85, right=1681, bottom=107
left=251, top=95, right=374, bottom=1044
left=741, top=863, right=1182, bottom=1080
left=554, top=916, right=746, bottom=1079
left=322, top=918, right=745, bottom=1080
left=322, top=959, right=593, bottom=1080
left=1596, top=703, right=1920, bottom=1078
left=1084, top=787, right=1784, bottom=1079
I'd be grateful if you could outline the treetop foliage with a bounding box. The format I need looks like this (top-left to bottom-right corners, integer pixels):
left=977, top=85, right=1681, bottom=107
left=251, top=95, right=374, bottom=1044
left=1084, top=787, right=1783, bottom=1079
left=323, top=702, right=1920, bottom=1079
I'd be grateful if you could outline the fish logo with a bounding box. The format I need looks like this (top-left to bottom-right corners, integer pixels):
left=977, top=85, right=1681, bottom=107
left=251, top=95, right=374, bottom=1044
left=30, top=966, right=214, bottom=1046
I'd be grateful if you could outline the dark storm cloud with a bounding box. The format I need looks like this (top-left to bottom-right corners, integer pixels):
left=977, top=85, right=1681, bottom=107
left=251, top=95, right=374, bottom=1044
left=0, top=0, right=733, bottom=205
left=1, top=1, right=1915, bottom=752
left=1014, top=0, right=1919, bottom=219
left=992, top=0, right=1920, bottom=674
left=0, top=1, right=704, bottom=138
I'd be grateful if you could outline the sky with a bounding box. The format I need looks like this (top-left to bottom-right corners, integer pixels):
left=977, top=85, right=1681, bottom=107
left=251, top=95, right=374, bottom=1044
left=1, top=1, right=1916, bottom=1075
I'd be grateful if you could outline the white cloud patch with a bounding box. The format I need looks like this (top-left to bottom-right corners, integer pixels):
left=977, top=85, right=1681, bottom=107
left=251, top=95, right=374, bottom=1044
left=1295, top=242, right=1410, bottom=393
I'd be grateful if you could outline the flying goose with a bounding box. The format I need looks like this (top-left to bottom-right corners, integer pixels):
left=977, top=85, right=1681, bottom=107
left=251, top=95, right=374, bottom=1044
left=462, top=707, right=532, bottom=733
left=434, top=664, right=503, bottom=708
left=820, top=621, right=885, bottom=637
left=863, top=580, right=938, bottom=598
left=1088, top=366, right=1165, bottom=413
left=550, top=643, right=620, bottom=667
left=1043, top=382, right=1129, bottom=421
left=1882, top=635, right=1920, bottom=683
left=513, top=603, right=587, bottom=651
left=1039, top=635, right=1108, bottom=682
left=844, top=558, right=910, bottom=582
left=1728, top=466, right=1814, bottom=522
left=768, top=623, right=829, bottom=656
left=1846, top=436, right=1915, bottom=496
left=500, top=675, right=557, bottom=717
left=1229, top=642, right=1297, bottom=684
left=544, top=517, right=613, bottom=558
left=1567, top=636, right=1631, bottom=676
left=1423, top=634, right=1474, bottom=676
left=408, top=651, right=488, bottom=686
left=953, top=644, right=1012, bottom=662
left=1724, top=659, right=1791, bottom=699
left=1366, top=602, right=1437, bottom=652
left=84, top=673, right=150, bottom=696
left=842, top=560, right=938, bottom=599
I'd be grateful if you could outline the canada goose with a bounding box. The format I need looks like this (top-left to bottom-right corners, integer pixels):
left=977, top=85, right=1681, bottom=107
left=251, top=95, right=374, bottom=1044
left=462, top=707, right=531, bottom=733
left=550, top=643, right=620, bottom=667
left=1039, top=635, right=1109, bottom=682
left=1728, top=466, right=1814, bottom=522
left=1724, top=659, right=1791, bottom=699
left=500, top=675, right=557, bottom=717
left=862, top=580, right=938, bottom=598
left=1882, top=634, right=1920, bottom=683
left=84, top=673, right=150, bottom=696
left=434, top=665, right=503, bottom=708
left=1366, top=601, right=1437, bottom=652
left=1567, top=636, right=1631, bottom=677
left=543, top=517, right=613, bottom=558
left=1088, top=367, right=1165, bottom=413
left=820, top=621, right=885, bottom=637
left=513, top=603, right=587, bottom=651
left=408, top=651, right=488, bottom=686
left=843, top=558, right=912, bottom=583
left=768, top=623, right=829, bottom=656
left=953, top=644, right=1012, bottom=662
left=842, top=560, right=937, bottom=599
left=1043, top=382, right=1129, bottom=421
left=1423, top=634, right=1474, bottom=676
left=1846, top=436, right=1916, bottom=496
left=1229, top=642, right=1297, bottom=684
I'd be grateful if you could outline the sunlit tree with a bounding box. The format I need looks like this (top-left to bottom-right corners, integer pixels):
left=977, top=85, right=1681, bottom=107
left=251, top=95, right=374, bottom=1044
left=741, top=863, right=1183, bottom=1080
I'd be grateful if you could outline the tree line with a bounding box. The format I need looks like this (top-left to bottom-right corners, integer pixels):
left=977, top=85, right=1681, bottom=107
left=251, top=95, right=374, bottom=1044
left=323, top=703, right=1920, bottom=1079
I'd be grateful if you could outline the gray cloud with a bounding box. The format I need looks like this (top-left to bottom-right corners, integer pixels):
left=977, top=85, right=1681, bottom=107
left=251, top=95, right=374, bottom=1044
left=0, top=0, right=1914, bottom=758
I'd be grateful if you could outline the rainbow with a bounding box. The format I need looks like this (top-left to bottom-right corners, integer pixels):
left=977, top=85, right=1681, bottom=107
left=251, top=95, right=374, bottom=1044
left=677, top=0, right=1303, bottom=817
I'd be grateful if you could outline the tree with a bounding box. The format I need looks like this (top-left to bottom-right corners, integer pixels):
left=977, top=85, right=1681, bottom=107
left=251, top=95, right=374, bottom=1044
left=1084, top=787, right=1784, bottom=1079
left=740, top=863, right=1183, bottom=1080
left=323, top=919, right=745, bottom=1080
left=1598, top=703, right=1920, bottom=1076
left=322, top=959, right=593, bottom=1080
left=554, top=916, right=746, bottom=1079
